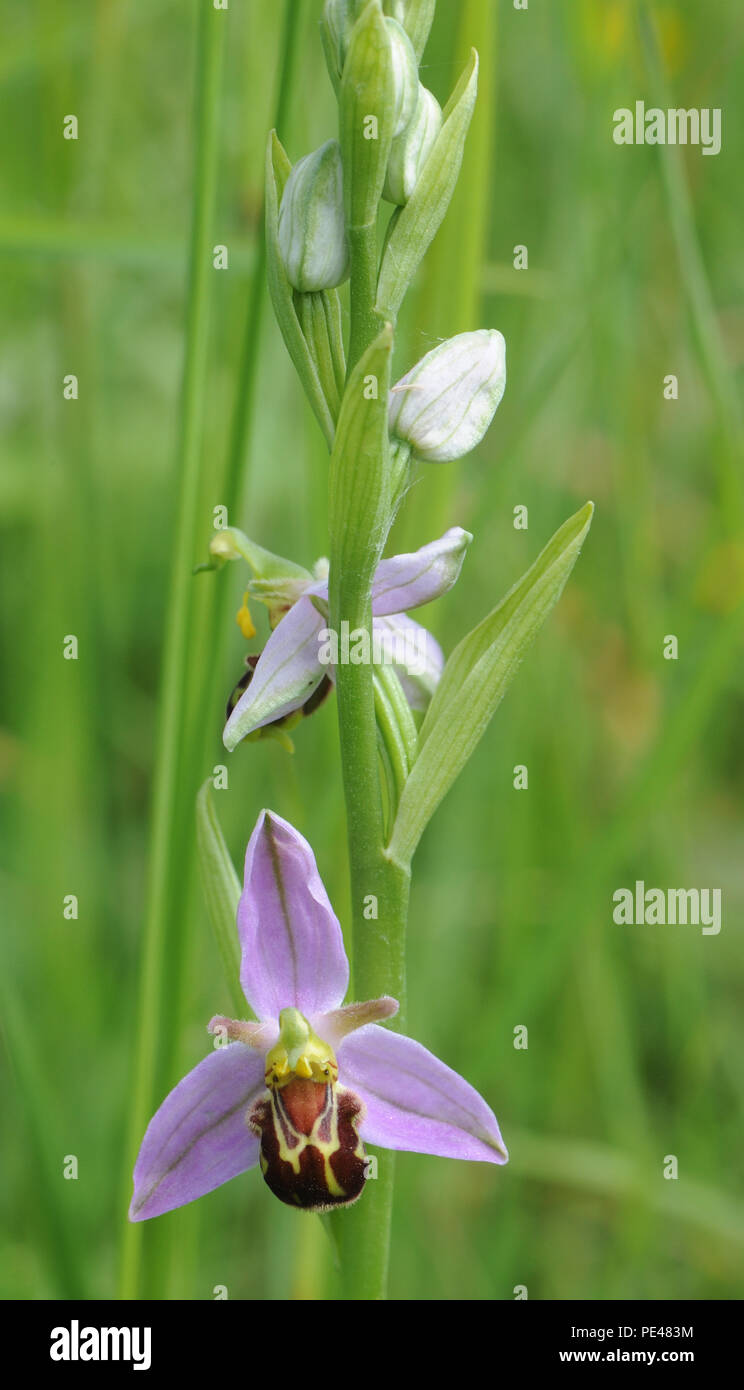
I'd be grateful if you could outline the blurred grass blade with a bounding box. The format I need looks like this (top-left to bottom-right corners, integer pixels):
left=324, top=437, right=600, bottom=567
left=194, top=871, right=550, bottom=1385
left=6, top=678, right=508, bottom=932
left=195, top=780, right=244, bottom=1017
left=0, top=978, right=87, bottom=1298
left=118, top=2, right=225, bottom=1300
left=388, top=502, right=594, bottom=864
left=638, top=4, right=744, bottom=531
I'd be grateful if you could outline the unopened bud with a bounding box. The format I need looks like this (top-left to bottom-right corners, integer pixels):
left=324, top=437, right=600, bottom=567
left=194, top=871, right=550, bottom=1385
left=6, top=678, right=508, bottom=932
left=322, top=0, right=366, bottom=81
left=386, top=17, right=418, bottom=136
left=384, top=84, right=441, bottom=205
left=384, top=0, right=436, bottom=61
left=388, top=330, right=507, bottom=463
left=278, top=140, right=349, bottom=293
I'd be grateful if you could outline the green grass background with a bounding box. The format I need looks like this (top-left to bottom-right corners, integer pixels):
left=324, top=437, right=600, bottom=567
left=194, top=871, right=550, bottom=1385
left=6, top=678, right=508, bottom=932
left=1, top=0, right=742, bottom=1300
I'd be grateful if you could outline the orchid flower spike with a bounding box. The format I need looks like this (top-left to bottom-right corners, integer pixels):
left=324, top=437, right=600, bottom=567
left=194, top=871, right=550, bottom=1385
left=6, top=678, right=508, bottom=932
left=221, top=526, right=472, bottom=751
left=129, top=811, right=507, bottom=1219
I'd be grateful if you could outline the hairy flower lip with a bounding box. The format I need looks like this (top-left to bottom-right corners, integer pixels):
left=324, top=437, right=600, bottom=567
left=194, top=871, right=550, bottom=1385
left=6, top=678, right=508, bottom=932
left=129, top=811, right=507, bottom=1222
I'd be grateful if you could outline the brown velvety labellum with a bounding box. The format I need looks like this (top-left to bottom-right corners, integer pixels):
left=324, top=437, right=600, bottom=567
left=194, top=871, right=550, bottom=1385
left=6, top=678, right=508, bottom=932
left=249, top=1079, right=367, bottom=1212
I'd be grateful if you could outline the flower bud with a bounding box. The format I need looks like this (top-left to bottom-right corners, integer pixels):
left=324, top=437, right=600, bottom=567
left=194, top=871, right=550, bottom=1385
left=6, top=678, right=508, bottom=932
left=278, top=140, right=349, bottom=293
left=386, top=17, right=418, bottom=135
left=322, top=0, right=366, bottom=81
left=383, top=83, right=441, bottom=205
left=388, top=330, right=507, bottom=463
left=384, top=0, right=436, bottom=61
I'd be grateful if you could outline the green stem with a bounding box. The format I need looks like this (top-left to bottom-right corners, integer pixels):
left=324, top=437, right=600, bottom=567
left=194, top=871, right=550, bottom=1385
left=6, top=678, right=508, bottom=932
left=328, top=219, right=412, bottom=1298
left=119, top=3, right=224, bottom=1300
left=347, top=222, right=382, bottom=373
left=332, top=624, right=410, bottom=1297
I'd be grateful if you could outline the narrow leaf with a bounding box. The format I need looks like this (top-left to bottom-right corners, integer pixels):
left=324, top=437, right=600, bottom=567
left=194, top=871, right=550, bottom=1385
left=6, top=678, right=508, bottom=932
left=387, top=502, right=594, bottom=865
left=376, top=49, right=478, bottom=323
left=329, top=323, right=394, bottom=617
left=265, top=131, right=336, bottom=448
left=195, top=779, right=245, bottom=1016
left=341, top=0, right=396, bottom=230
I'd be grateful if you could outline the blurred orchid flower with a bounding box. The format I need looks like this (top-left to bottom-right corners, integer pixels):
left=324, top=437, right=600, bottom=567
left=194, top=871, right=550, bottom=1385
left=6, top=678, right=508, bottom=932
left=218, top=526, right=472, bottom=751
left=129, top=811, right=507, bottom=1219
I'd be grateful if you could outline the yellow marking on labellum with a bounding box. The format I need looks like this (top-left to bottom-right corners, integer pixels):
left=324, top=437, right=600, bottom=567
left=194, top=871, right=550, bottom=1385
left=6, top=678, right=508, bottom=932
left=249, top=1077, right=367, bottom=1210
left=249, top=1010, right=366, bottom=1211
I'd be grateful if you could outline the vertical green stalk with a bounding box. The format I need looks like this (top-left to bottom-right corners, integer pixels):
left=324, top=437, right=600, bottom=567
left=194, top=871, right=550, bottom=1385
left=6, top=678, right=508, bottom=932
left=347, top=223, right=381, bottom=373
left=328, top=214, right=411, bottom=1303
left=119, top=1, right=224, bottom=1300
left=637, top=4, right=744, bottom=531
left=223, top=0, right=302, bottom=524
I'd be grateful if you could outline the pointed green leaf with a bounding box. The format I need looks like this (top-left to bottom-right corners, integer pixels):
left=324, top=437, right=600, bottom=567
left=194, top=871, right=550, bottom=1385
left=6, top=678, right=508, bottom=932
left=387, top=502, right=595, bottom=865
left=329, top=323, right=393, bottom=616
left=265, top=131, right=337, bottom=448
left=341, top=0, right=396, bottom=231
left=376, top=49, right=479, bottom=322
left=195, top=779, right=245, bottom=1016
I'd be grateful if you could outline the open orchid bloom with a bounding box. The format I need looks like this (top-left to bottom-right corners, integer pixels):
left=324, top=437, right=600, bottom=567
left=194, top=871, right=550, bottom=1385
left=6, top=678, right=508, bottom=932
left=221, top=527, right=471, bottom=751
left=129, top=811, right=507, bottom=1220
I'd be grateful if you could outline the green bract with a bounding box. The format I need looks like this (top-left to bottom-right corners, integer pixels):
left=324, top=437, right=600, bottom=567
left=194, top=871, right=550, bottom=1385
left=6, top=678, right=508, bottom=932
left=278, top=139, right=349, bottom=293
left=341, top=0, right=397, bottom=231
left=387, top=503, right=595, bottom=865
left=195, top=780, right=243, bottom=1016
left=265, top=133, right=342, bottom=447
left=329, top=323, right=394, bottom=616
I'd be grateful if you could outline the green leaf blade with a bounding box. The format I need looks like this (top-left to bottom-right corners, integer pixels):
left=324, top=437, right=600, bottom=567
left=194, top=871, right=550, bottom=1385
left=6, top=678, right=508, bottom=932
left=195, top=779, right=245, bottom=1016
left=388, top=501, right=595, bottom=865
left=329, top=322, right=394, bottom=617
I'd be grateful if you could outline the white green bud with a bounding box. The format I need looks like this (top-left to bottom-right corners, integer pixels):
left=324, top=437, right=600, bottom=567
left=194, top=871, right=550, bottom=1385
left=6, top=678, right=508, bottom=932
left=388, top=330, right=507, bottom=463
left=322, top=0, right=367, bottom=81
left=386, top=17, right=418, bottom=136
left=384, top=0, right=436, bottom=61
left=278, top=140, right=349, bottom=293
left=383, top=84, right=441, bottom=205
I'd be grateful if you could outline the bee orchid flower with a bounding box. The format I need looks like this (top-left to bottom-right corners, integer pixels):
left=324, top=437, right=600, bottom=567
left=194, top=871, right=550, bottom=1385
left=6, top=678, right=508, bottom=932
left=217, top=526, right=472, bottom=750
left=129, top=811, right=507, bottom=1219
